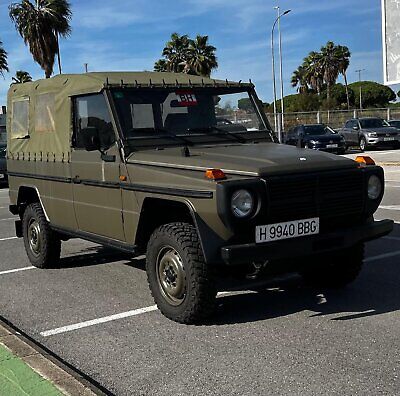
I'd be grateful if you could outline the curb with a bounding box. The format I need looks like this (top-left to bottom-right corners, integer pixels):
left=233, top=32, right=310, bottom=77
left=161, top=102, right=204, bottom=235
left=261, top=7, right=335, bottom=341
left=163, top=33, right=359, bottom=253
left=0, top=319, right=112, bottom=396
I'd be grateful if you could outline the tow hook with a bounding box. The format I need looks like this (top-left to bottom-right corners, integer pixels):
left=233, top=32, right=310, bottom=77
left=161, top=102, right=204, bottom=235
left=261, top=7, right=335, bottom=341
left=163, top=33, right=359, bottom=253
left=246, top=261, right=268, bottom=280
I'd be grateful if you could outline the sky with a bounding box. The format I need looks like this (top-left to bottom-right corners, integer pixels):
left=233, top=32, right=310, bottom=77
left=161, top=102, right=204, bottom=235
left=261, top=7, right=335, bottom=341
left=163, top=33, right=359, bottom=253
left=0, top=0, right=393, bottom=106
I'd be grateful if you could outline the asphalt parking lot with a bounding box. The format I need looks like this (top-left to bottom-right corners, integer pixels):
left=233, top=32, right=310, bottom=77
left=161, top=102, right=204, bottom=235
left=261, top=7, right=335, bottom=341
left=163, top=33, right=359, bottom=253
left=0, top=149, right=399, bottom=396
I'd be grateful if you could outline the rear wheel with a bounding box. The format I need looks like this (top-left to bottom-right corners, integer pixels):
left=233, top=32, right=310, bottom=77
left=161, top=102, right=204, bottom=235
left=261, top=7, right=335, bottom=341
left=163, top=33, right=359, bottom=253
left=146, top=223, right=216, bottom=324
left=300, top=243, right=364, bottom=288
left=22, top=203, right=61, bottom=268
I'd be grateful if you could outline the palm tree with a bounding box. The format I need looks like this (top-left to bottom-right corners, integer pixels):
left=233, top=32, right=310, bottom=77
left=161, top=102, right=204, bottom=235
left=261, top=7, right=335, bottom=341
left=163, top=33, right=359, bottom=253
left=12, top=70, right=33, bottom=84
left=154, top=59, right=168, bottom=72
left=318, top=41, right=340, bottom=104
left=162, top=33, right=190, bottom=73
left=185, top=35, right=218, bottom=77
left=0, top=40, right=9, bottom=78
left=303, top=51, right=324, bottom=95
left=291, top=65, right=308, bottom=93
left=335, top=44, right=351, bottom=109
left=9, top=0, right=72, bottom=79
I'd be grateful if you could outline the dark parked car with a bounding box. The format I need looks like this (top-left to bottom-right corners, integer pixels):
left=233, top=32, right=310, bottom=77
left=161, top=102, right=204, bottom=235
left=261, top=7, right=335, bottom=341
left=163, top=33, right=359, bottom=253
left=285, top=124, right=346, bottom=154
left=387, top=119, right=400, bottom=131
left=216, top=117, right=247, bottom=132
left=0, top=144, right=7, bottom=186
left=341, top=118, right=400, bottom=151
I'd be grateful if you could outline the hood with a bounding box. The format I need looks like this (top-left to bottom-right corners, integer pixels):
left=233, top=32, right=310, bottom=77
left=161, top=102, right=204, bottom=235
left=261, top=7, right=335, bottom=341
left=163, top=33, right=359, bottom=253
left=127, top=142, right=357, bottom=177
left=364, top=127, right=398, bottom=135
left=303, top=134, right=343, bottom=142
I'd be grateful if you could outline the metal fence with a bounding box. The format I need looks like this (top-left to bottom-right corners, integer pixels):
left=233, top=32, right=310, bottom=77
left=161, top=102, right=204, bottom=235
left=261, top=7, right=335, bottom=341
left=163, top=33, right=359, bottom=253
left=266, top=108, right=400, bottom=132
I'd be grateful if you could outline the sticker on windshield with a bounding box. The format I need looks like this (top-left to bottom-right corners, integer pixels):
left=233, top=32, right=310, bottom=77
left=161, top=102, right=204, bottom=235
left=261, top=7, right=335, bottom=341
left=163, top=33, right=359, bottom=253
left=176, top=91, right=198, bottom=106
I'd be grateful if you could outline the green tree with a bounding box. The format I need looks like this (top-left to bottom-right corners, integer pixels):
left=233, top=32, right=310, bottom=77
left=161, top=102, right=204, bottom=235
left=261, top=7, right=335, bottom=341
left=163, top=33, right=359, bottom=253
left=0, top=40, right=8, bottom=78
left=238, top=98, right=253, bottom=112
left=12, top=70, right=32, bottom=84
left=9, top=0, right=72, bottom=79
left=291, top=65, right=309, bottom=93
left=318, top=41, right=340, bottom=104
left=185, top=35, right=218, bottom=77
left=160, top=33, right=190, bottom=73
left=154, top=59, right=168, bottom=72
left=335, top=45, right=351, bottom=109
left=155, top=33, right=218, bottom=77
left=349, top=81, right=396, bottom=108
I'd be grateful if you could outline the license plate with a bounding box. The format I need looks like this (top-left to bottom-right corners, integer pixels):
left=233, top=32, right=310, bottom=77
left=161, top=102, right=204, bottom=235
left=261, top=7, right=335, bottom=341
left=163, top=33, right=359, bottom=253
left=326, top=144, right=338, bottom=148
left=256, top=218, right=320, bottom=244
left=384, top=137, right=395, bottom=141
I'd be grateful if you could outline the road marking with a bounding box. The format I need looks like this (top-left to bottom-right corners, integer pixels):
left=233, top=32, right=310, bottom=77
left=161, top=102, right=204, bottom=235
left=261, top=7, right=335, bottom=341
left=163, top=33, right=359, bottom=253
left=0, top=236, right=18, bottom=242
left=379, top=205, right=400, bottom=211
left=40, top=305, right=159, bottom=337
left=0, top=217, right=15, bottom=222
left=0, top=266, right=35, bottom=276
left=365, top=250, right=400, bottom=263
left=384, top=236, right=400, bottom=241
left=40, top=290, right=251, bottom=337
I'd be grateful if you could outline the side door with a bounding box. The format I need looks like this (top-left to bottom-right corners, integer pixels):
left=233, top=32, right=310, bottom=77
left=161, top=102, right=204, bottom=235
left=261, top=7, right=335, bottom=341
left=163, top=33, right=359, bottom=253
left=349, top=120, right=361, bottom=144
left=70, top=93, right=125, bottom=241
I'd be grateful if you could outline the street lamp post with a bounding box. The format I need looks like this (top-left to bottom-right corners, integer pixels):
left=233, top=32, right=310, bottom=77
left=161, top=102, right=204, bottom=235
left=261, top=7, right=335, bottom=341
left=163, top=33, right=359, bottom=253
left=355, top=69, right=365, bottom=111
left=271, top=8, right=291, bottom=143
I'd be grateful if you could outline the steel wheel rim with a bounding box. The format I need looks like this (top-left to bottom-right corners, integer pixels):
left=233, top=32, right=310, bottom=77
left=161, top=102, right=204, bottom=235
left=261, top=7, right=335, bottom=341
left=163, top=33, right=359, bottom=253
left=156, top=246, right=186, bottom=306
left=28, top=219, right=42, bottom=257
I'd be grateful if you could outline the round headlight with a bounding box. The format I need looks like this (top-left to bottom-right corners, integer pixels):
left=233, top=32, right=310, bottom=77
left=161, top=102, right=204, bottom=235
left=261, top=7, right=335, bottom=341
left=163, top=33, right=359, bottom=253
left=368, top=175, right=382, bottom=200
left=231, top=190, right=254, bottom=218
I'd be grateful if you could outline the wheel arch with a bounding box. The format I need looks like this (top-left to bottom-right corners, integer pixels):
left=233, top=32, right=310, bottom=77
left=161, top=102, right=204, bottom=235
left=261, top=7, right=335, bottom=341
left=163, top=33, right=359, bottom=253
left=15, top=185, right=49, bottom=221
left=135, top=197, right=224, bottom=264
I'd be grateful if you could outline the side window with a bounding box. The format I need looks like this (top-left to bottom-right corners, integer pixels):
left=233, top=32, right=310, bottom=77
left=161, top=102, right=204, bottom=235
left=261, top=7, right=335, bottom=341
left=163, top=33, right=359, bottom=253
left=11, top=98, right=29, bottom=139
left=73, top=94, right=115, bottom=150
left=35, top=93, right=56, bottom=133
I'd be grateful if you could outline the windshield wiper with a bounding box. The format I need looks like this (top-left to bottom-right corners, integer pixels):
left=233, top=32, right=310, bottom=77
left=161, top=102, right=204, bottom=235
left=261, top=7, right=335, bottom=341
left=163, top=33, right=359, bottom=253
left=125, top=128, right=194, bottom=147
left=186, top=126, right=247, bottom=144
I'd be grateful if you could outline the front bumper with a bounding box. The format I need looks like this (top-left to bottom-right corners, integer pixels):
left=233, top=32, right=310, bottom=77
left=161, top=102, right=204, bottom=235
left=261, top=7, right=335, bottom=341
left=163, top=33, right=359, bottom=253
left=367, top=137, right=400, bottom=146
left=221, top=219, right=394, bottom=266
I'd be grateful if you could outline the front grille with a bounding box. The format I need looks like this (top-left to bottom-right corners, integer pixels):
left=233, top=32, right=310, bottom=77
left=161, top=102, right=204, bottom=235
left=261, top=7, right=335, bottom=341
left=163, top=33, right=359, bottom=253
left=264, top=169, right=365, bottom=228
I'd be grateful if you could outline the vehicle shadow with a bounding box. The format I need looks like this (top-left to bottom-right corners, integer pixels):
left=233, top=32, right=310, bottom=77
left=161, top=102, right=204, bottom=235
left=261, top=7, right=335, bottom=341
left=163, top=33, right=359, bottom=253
left=58, top=246, right=132, bottom=269
left=207, top=224, right=400, bottom=325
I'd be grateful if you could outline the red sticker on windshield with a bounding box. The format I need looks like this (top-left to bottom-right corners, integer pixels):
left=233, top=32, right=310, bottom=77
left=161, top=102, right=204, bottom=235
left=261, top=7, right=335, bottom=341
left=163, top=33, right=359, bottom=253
left=176, top=91, right=198, bottom=106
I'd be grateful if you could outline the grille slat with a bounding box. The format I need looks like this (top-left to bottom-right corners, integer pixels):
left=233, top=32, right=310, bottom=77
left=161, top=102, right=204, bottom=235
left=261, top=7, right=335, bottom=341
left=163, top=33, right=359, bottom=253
left=264, top=169, right=364, bottom=226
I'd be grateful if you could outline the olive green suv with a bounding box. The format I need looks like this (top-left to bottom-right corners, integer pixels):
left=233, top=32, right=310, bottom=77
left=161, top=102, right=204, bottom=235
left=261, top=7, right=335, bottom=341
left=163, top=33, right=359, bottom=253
left=6, top=72, right=393, bottom=323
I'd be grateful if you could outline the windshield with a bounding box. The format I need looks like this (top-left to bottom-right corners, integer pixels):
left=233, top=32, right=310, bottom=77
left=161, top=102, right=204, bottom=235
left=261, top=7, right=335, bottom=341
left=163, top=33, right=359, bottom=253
left=111, top=88, right=271, bottom=149
left=303, top=125, right=335, bottom=136
left=389, top=120, right=400, bottom=128
left=360, top=119, right=387, bottom=129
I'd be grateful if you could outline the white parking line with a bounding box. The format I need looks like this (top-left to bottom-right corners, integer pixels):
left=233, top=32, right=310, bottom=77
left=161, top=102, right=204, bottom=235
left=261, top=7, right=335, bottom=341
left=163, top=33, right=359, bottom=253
left=384, top=236, right=400, bottom=241
left=379, top=205, right=400, bottom=211
left=0, top=266, right=35, bottom=276
left=40, top=305, right=159, bottom=337
left=0, top=236, right=18, bottom=242
left=0, top=218, right=15, bottom=222
left=365, top=250, right=400, bottom=263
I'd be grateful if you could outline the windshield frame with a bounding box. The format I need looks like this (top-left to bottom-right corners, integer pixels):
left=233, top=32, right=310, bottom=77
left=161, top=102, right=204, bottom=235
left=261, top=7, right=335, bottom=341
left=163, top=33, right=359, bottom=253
left=107, top=87, right=276, bottom=152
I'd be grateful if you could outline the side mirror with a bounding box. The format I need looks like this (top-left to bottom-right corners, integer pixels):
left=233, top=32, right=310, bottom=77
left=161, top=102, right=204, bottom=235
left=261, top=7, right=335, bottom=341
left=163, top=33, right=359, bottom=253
left=81, top=127, right=100, bottom=151
left=353, top=126, right=359, bottom=131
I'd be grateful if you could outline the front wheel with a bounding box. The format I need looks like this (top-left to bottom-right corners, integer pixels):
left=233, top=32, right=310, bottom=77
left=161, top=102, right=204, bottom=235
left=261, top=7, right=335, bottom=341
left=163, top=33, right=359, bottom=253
left=359, top=137, right=367, bottom=152
left=22, top=203, right=61, bottom=268
left=300, top=243, right=364, bottom=288
left=146, top=223, right=216, bottom=324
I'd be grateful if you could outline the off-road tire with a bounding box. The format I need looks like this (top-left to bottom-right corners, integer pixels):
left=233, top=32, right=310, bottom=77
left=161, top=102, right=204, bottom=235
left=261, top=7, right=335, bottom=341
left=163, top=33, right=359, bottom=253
left=22, top=203, right=61, bottom=268
left=300, top=243, right=364, bottom=288
left=146, top=222, right=217, bottom=324
left=359, top=137, right=367, bottom=152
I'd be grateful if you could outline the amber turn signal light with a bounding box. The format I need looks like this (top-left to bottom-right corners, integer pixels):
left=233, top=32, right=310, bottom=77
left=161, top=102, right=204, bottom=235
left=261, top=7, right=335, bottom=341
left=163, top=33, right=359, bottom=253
left=119, top=175, right=128, bottom=182
left=355, top=156, right=375, bottom=166
left=205, top=168, right=226, bottom=180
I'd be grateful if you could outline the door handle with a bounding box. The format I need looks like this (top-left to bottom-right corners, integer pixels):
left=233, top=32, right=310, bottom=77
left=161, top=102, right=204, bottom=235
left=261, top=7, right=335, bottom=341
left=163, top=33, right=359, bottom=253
left=101, top=153, right=116, bottom=162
